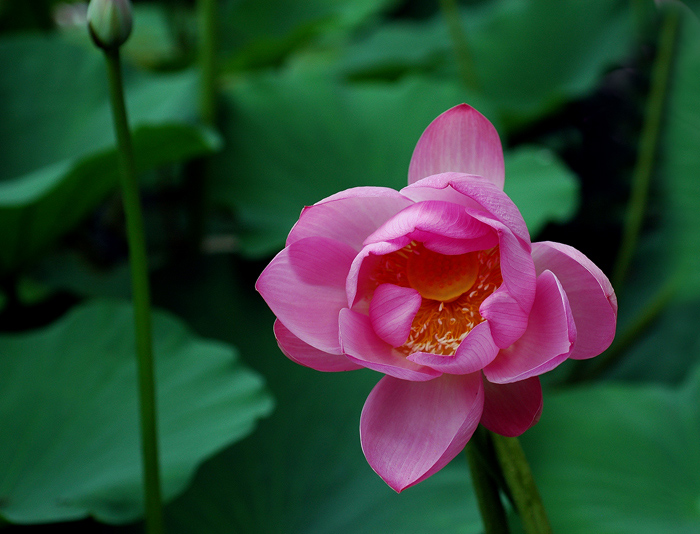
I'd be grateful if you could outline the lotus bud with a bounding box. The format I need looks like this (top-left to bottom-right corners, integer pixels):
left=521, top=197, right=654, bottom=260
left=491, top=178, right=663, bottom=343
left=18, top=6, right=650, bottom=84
left=87, top=0, right=133, bottom=50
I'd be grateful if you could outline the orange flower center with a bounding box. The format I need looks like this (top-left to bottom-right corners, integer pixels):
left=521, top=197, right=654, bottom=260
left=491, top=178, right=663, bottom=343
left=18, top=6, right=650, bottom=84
left=370, top=242, right=502, bottom=356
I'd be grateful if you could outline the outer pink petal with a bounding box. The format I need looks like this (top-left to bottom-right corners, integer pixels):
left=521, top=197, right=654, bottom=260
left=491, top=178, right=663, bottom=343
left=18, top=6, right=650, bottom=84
left=274, top=320, right=362, bottom=372
left=407, top=321, right=499, bottom=374
left=360, top=373, right=484, bottom=492
left=369, top=284, right=422, bottom=347
left=256, top=236, right=355, bottom=354
left=531, top=241, right=617, bottom=360
left=480, top=376, right=543, bottom=437
left=287, top=188, right=414, bottom=251
left=401, top=173, right=530, bottom=246
left=408, top=104, right=505, bottom=189
left=339, top=309, right=440, bottom=381
left=484, top=270, right=576, bottom=384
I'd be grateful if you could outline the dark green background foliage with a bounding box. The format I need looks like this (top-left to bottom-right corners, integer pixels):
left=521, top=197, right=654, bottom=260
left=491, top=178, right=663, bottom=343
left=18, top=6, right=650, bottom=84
left=1, top=0, right=699, bottom=532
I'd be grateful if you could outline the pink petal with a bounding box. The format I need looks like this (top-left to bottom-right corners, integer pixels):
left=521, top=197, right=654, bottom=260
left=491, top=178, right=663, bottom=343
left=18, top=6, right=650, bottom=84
left=401, top=173, right=530, bottom=246
left=467, top=209, right=536, bottom=315
left=484, top=270, right=576, bottom=384
left=480, top=376, right=543, bottom=437
left=256, top=236, right=356, bottom=354
left=369, top=284, right=423, bottom=347
left=360, top=373, right=484, bottom=492
left=407, top=321, right=499, bottom=374
left=531, top=241, right=617, bottom=360
left=339, top=309, right=440, bottom=381
left=274, top=320, right=362, bottom=372
left=480, top=288, right=530, bottom=349
left=287, top=188, right=414, bottom=251
left=408, top=104, right=505, bottom=189
left=345, top=240, right=407, bottom=308
left=363, top=200, right=497, bottom=254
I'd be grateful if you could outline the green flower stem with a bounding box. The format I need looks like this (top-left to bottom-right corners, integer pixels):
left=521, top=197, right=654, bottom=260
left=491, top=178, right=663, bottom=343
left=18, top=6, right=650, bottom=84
left=198, top=0, right=218, bottom=127
left=466, top=427, right=511, bottom=534
left=104, top=48, right=164, bottom=534
left=491, top=433, right=552, bottom=534
left=438, top=0, right=480, bottom=92
left=613, top=8, right=680, bottom=289
left=182, top=0, right=219, bottom=252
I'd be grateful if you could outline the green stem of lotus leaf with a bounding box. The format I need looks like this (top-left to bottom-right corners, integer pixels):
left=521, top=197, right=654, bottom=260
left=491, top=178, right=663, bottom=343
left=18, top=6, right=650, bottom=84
left=466, top=426, right=511, bottom=534
left=491, top=433, right=552, bottom=534
left=182, top=0, right=219, bottom=253
left=198, top=0, right=218, bottom=127
left=613, top=8, right=680, bottom=290
left=104, top=48, right=164, bottom=534
left=439, top=0, right=480, bottom=92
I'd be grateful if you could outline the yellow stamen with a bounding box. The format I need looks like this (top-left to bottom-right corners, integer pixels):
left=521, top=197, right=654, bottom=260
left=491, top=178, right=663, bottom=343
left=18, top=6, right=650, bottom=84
left=369, top=243, right=502, bottom=356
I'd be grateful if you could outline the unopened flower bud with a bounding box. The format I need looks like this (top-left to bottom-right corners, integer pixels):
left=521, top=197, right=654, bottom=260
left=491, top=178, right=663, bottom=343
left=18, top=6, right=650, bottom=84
left=87, top=0, right=133, bottom=50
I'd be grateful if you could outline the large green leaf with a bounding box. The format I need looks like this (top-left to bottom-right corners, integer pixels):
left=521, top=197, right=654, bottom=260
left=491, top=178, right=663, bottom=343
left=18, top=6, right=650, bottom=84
left=151, top=256, right=483, bottom=533
left=336, top=0, right=633, bottom=127
left=504, top=147, right=579, bottom=237
left=0, top=124, right=219, bottom=276
left=210, top=73, right=474, bottom=257
left=661, top=10, right=700, bottom=297
left=220, top=0, right=398, bottom=71
left=0, top=300, right=274, bottom=524
left=0, top=35, right=219, bottom=276
left=210, top=72, right=579, bottom=257
left=600, top=9, right=700, bottom=385
left=521, top=368, right=700, bottom=533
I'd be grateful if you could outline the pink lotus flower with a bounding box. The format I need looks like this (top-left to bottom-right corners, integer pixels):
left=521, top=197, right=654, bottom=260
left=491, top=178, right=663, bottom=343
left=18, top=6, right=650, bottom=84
left=257, top=104, right=617, bottom=492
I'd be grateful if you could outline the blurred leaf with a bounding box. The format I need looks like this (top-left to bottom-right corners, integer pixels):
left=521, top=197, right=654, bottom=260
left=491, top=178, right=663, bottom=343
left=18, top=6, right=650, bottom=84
left=123, top=3, right=183, bottom=68
left=151, top=256, right=482, bottom=534
left=220, top=0, right=398, bottom=71
left=337, top=0, right=633, bottom=127
left=0, top=35, right=219, bottom=276
left=521, top=368, right=700, bottom=533
left=661, top=10, right=700, bottom=297
left=679, top=1, right=700, bottom=19
left=210, top=72, right=578, bottom=257
left=592, top=9, right=700, bottom=386
left=210, top=73, right=476, bottom=257
left=601, top=228, right=700, bottom=385
left=30, top=252, right=133, bottom=302
left=607, top=296, right=700, bottom=384
left=0, top=299, right=274, bottom=524
left=504, top=147, right=580, bottom=237
left=0, top=124, right=219, bottom=276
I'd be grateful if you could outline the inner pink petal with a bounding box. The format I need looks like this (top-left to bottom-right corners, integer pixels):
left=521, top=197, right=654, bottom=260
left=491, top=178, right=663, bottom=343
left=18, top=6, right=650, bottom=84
left=407, top=320, right=499, bottom=374
left=402, top=173, right=531, bottom=247
left=339, top=309, right=440, bottom=381
left=484, top=270, right=576, bottom=384
left=369, top=284, right=423, bottom=347
left=287, top=188, right=414, bottom=251
left=364, top=200, right=493, bottom=247
left=480, top=288, right=530, bottom=349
